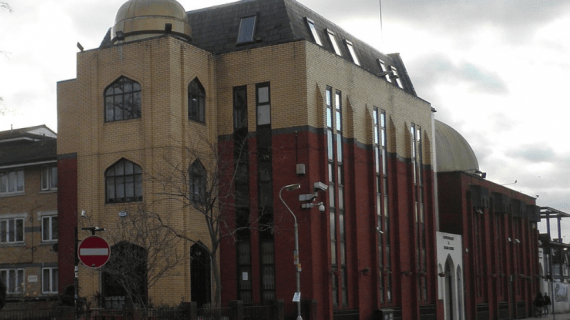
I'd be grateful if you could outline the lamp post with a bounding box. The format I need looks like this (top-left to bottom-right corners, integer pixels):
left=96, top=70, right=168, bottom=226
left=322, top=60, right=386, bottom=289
left=279, top=183, right=302, bottom=320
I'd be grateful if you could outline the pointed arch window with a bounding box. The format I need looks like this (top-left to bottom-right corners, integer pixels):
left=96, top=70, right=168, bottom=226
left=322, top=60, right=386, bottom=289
left=188, top=78, right=205, bottom=123
left=189, top=160, right=206, bottom=204
left=104, top=76, right=141, bottom=122
left=105, top=159, right=143, bottom=203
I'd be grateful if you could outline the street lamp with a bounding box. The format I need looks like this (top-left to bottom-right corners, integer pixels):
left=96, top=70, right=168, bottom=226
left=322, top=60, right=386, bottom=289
left=279, top=183, right=303, bottom=320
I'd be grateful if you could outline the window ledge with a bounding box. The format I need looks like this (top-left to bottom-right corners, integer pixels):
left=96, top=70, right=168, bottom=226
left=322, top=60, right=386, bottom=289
left=39, top=189, right=57, bottom=194
left=0, top=242, right=26, bottom=247
left=0, top=192, right=25, bottom=198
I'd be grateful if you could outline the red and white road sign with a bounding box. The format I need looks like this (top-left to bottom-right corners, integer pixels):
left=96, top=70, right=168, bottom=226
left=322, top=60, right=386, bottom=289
left=78, top=235, right=111, bottom=269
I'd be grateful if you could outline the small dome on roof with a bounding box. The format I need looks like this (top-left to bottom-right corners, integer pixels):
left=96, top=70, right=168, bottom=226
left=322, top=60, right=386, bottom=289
left=435, top=120, right=479, bottom=172
left=111, top=0, right=191, bottom=44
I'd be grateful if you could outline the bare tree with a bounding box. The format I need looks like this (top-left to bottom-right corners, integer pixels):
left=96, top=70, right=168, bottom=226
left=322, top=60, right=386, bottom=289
left=80, top=206, right=184, bottom=308
left=152, top=125, right=261, bottom=311
left=0, top=2, right=11, bottom=12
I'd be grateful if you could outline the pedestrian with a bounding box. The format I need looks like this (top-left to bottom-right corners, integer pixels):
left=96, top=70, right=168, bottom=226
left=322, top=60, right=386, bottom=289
left=543, top=292, right=551, bottom=316
left=535, top=292, right=544, bottom=317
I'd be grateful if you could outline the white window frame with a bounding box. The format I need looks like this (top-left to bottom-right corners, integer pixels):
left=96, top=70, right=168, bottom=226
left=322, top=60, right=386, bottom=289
left=40, top=211, right=58, bottom=242
left=42, top=267, right=58, bottom=294
left=0, top=169, right=24, bottom=195
left=345, top=40, right=360, bottom=66
left=326, top=29, right=342, bottom=56
left=0, top=215, right=25, bottom=244
left=41, top=165, right=57, bottom=191
left=306, top=18, right=322, bottom=46
left=0, top=268, right=25, bottom=294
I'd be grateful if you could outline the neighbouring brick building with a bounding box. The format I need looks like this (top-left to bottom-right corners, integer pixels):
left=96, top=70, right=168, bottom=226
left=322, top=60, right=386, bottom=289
left=56, top=0, right=539, bottom=319
left=0, top=125, right=59, bottom=303
left=435, top=120, right=539, bottom=320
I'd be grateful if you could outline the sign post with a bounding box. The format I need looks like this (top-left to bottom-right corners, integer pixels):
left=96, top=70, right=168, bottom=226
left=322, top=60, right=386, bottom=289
left=78, top=235, right=111, bottom=269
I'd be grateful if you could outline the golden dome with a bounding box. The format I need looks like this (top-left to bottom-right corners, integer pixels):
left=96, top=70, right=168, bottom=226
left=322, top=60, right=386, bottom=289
left=111, top=0, right=191, bottom=44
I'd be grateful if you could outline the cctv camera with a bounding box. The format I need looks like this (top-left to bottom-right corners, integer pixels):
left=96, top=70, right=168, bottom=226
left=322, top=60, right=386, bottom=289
left=319, top=203, right=325, bottom=212
left=81, top=210, right=86, bottom=217
left=313, top=181, right=328, bottom=192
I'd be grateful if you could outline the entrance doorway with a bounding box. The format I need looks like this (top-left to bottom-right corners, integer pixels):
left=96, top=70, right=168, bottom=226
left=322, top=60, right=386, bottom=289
left=191, top=243, right=211, bottom=307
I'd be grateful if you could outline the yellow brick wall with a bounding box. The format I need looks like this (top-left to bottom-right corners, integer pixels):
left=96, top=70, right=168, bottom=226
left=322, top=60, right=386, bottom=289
left=58, top=36, right=218, bottom=305
left=0, top=164, right=58, bottom=298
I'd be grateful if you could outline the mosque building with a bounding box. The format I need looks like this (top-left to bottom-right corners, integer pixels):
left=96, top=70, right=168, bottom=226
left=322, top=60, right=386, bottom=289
left=55, top=0, right=539, bottom=319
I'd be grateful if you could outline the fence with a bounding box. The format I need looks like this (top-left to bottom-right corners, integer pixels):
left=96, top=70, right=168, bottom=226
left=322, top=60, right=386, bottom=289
left=0, top=300, right=303, bottom=320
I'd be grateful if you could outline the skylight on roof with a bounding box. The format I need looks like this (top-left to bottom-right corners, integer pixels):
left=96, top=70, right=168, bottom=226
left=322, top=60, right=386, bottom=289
left=391, top=66, right=403, bottom=88
left=326, top=29, right=342, bottom=56
left=238, top=15, right=257, bottom=44
left=306, top=18, right=322, bottom=46
left=377, top=59, right=391, bottom=82
left=345, top=40, right=360, bottom=66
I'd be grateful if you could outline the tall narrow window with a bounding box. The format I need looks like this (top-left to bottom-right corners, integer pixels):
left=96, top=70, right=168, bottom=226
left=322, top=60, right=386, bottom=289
left=42, top=214, right=58, bottom=242
left=256, top=83, right=271, bottom=126
left=41, top=165, right=57, bottom=191
left=411, top=124, right=426, bottom=300
left=256, top=82, right=275, bottom=302
left=233, top=85, right=252, bottom=305
left=105, top=159, right=143, bottom=203
left=188, top=78, right=205, bottom=123
left=0, top=169, right=24, bottom=194
left=345, top=40, right=360, bottom=66
left=326, top=29, right=342, bottom=56
left=237, top=16, right=257, bottom=43
left=42, top=267, right=58, bottom=294
left=104, top=76, right=141, bottom=122
left=306, top=18, right=322, bottom=46
left=327, top=87, right=347, bottom=308
left=234, top=86, right=248, bottom=129
left=374, top=108, right=391, bottom=302
left=189, top=160, right=206, bottom=204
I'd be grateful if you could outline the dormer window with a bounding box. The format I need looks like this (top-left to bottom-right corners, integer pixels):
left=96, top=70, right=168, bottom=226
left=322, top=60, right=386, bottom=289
left=345, top=40, right=360, bottom=66
left=306, top=18, right=322, bottom=46
left=326, top=29, right=342, bottom=56
left=238, top=15, right=257, bottom=44
left=377, top=59, right=391, bottom=83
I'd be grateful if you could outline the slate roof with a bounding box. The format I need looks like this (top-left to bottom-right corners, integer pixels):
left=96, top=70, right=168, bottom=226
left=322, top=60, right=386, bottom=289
left=0, top=126, right=57, bottom=167
left=186, top=0, right=417, bottom=95
left=100, top=0, right=418, bottom=96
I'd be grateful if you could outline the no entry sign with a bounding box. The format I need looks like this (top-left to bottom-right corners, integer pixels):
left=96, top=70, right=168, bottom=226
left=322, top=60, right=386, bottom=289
left=78, top=235, right=111, bottom=269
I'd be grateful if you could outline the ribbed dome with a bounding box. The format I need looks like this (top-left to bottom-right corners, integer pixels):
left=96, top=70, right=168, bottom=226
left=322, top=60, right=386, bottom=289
left=111, top=0, right=191, bottom=44
left=435, top=120, right=479, bottom=172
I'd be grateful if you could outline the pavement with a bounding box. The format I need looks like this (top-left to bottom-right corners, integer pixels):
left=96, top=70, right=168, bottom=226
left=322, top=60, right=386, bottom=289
left=524, top=312, right=570, bottom=320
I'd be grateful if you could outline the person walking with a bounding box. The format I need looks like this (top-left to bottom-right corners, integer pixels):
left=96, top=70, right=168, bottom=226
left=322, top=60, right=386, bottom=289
left=535, top=292, right=544, bottom=317
left=543, top=292, right=551, bottom=316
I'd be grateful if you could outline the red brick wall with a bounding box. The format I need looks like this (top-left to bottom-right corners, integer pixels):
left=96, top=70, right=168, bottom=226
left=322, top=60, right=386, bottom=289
left=220, top=128, right=438, bottom=320
left=57, top=155, right=78, bottom=293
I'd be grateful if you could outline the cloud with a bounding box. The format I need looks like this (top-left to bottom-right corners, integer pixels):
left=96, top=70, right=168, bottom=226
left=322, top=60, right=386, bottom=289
left=380, top=0, right=570, bottom=46
left=506, top=143, right=557, bottom=163
left=409, top=52, right=508, bottom=96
